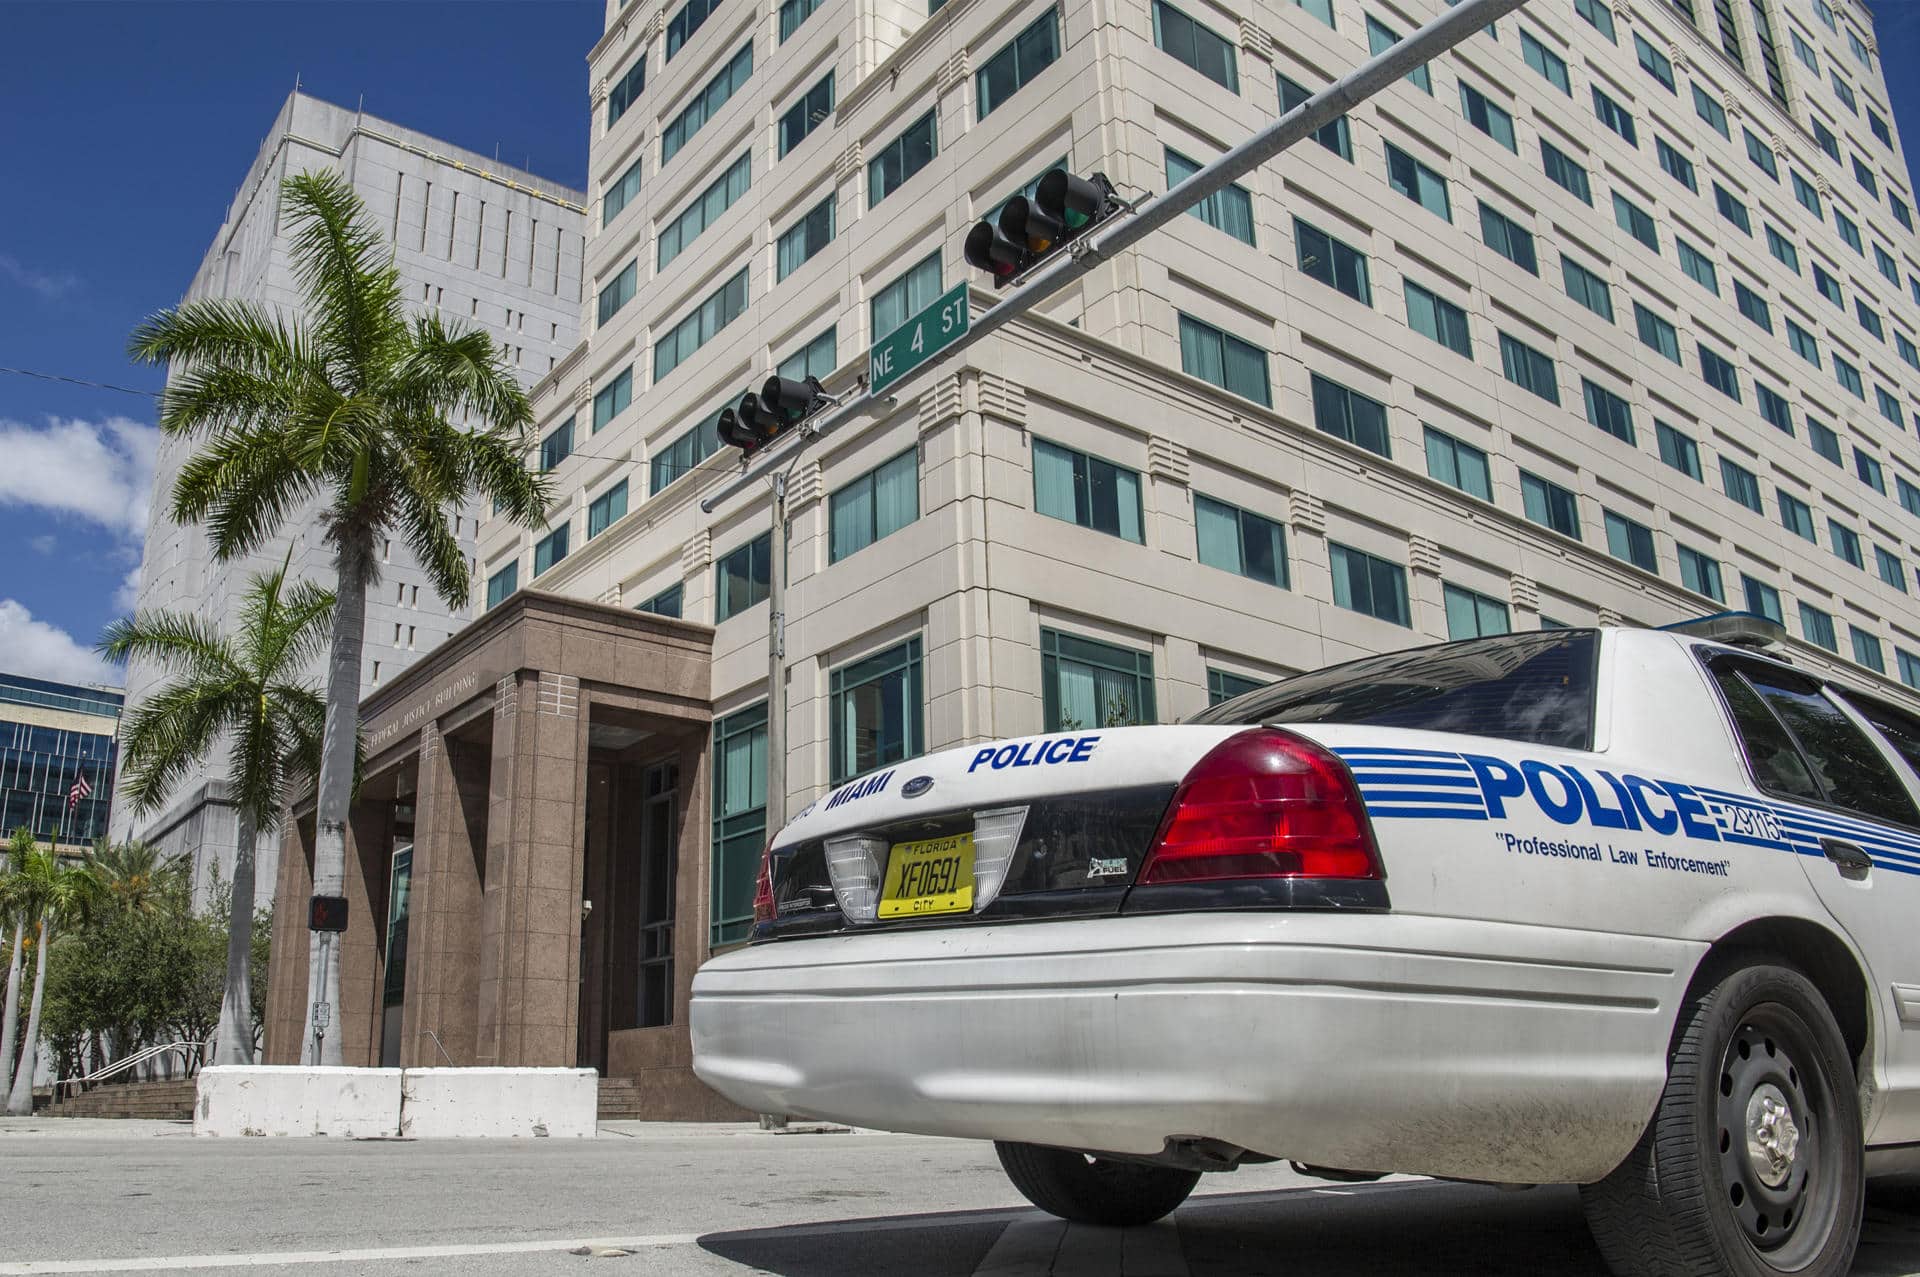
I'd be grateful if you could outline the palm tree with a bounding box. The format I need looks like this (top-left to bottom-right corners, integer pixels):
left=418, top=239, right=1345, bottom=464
left=127, top=170, right=550, bottom=1064
left=83, top=840, right=187, bottom=918
left=4, top=844, right=102, bottom=1114
left=100, top=556, right=335, bottom=1066
left=0, top=827, right=32, bottom=1090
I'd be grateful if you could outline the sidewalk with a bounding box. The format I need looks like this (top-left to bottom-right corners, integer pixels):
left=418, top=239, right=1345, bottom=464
left=0, top=1116, right=857, bottom=1140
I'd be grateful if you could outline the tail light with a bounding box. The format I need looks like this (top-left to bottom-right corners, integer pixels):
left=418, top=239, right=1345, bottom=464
left=751, top=843, right=776, bottom=924
left=1139, top=728, right=1381, bottom=884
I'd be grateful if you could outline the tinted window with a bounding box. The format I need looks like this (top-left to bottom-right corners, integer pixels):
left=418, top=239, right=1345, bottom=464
left=1192, top=631, right=1596, bottom=750
left=1834, top=694, right=1920, bottom=781
left=1708, top=663, right=1821, bottom=801
left=1735, top=662, right=1919, bottom=825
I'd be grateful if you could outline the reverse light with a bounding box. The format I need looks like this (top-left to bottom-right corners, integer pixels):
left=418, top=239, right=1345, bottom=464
left=823, top=806, right=1030, bottom=923
left=1139, top=729, right=1381, bottom=884
left=822, top=833, right=887, bottom=921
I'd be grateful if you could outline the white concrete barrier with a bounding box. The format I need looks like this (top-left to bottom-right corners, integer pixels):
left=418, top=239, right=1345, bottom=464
left=399, top=1067, right=598, bottom=1138
left=194, top=1066, right=403, bottom=1138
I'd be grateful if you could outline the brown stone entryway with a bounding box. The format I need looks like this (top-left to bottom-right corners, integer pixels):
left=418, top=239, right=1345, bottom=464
left=263, top=591, right=745, bottom=1118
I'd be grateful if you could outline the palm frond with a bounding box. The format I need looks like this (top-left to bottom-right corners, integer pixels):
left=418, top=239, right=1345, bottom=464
left=115, top=678, right=245, bottom=817
left=464, top=427, right=553, bottom=530
left=269, top=682, right=358, bottom=806
left=127, top=297, right=313, bottom=381
left=154, top=364, right=304, bottom=444
left=282, top=171, right=405, bottom=384
left=230, top=690, right=283, bottom=828
left=170, top=426, right=320, bottom=561
left=395, top=311, right=533, bottom=434
left=283, top=391, right=387, bottom=481
left=98, top=610, right=237, bottom=678
left=394, top=479, right=470, bottom=608
left=276, top=579, right=338, bottom=671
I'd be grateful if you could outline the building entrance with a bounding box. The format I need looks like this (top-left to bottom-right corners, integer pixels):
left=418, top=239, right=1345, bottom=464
left=578, top=748, right=682, bottom=1073
left=378, top=807, right=414, bottom=1068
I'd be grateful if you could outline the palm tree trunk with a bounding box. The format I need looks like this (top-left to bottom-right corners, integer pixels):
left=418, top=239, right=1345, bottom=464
left=213, top=812, right=258, bottom=1066
left=0, top=917, right=22, bottom=1089
left=6, top=920, right=50, bottom=1115
left=304, top=534, right=372, bottom=1067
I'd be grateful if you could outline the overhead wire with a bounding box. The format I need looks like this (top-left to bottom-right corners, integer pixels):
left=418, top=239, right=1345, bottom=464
left=0, top=366, right=163, bottom=399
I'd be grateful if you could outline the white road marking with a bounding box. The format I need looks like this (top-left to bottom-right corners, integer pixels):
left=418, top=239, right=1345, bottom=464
left=0, top=1235, right=703, bottom=1275
left=3, top=1182, right=1372, bottom=1274
left=0, top=1209, right=1042, bottom=1275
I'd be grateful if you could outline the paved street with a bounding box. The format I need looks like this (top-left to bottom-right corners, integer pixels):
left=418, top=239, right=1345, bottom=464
left=6, top=1119, right=1920, bottom=1275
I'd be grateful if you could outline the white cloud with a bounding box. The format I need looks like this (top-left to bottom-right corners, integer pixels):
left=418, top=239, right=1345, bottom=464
left=0, top=600, right=118, bottom=687
left=28, top=534, right=55, bottom=555
left=114, top=563, right=143, bottom=613
left=0, top=254, right=81, bottom=301
left=0, top=415, right=159, bottom=540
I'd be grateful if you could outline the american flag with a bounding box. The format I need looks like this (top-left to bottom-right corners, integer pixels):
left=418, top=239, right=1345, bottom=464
left=66, top=772, right=92, bottom=816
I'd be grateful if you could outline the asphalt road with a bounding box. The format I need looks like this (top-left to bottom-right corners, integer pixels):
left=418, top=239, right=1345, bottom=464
left=6, top=1119, right=1920, bottom=1275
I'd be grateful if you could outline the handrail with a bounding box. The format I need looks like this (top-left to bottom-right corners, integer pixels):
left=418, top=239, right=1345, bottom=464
left=56, top=1039, right=210, bottom=1098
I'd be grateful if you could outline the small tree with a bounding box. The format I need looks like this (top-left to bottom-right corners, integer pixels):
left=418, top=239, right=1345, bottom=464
left=4, top=844, right=102, bottom=1113
left=84, top=840, right=186, bottom=918
left=100, top=556, right=333, bottom=1065
left=42, top=855, right=231, bottom=1089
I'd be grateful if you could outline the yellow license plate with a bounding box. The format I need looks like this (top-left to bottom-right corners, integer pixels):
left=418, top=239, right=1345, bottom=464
left=878, top=832, right=975, bottom=919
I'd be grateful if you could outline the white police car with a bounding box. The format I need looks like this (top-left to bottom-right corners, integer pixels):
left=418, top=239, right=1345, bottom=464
left=691, top=622, right=1920, bottom=1277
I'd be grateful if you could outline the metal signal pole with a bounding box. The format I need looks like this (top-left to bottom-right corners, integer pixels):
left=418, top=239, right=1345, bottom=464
left=765, top=469, right=788, bottom=830
left=702, top=0, right=1535, bottom=826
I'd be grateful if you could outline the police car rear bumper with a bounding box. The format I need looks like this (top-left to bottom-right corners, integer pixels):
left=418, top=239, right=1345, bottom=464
left=690, top=912, right=1702, bottom=1184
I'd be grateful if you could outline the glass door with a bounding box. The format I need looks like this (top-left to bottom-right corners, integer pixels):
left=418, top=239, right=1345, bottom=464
left=379, top=833, right=413, bottom=1069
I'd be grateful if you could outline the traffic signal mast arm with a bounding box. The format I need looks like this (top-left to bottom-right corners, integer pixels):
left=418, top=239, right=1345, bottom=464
left=701, top=0, right=1529, bottom=515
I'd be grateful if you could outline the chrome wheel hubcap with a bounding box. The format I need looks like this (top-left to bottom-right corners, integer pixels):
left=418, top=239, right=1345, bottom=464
left=1745, top=1082, right=1800, bottom=1189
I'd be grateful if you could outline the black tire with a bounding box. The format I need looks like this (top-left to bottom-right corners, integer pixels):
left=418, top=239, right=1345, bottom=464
left=1580, top=959, right=1863, bottom=1277
left=995, top=1141, right=1200, bottom=1226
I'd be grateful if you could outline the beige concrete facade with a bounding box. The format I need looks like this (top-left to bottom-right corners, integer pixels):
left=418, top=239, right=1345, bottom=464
left=479, top=0, right=1920, bottom=965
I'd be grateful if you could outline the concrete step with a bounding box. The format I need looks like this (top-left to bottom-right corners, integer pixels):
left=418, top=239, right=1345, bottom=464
left=597, top=1078, right=647, bottom=1120
left=48, top=1079, right=197, bottom=1120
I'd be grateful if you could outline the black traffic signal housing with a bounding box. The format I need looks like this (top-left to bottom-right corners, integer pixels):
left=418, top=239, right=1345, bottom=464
left=716, top=374, right=828, bottom=455
left=964, top=169, right=1120, bottom=287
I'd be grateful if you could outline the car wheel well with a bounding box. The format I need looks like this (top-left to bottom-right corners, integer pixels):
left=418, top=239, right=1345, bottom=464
left=1702, top=917, right=1869, bottom=1070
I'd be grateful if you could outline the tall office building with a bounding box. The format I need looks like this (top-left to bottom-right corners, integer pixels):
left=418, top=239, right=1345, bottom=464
left=117, top=91, right=586, bottom=899
left=260, top=0, right=1920, bottom=1101
left=0, top=673, right=120, bottom=855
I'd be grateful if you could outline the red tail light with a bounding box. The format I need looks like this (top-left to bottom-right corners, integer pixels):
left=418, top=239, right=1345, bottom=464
left=751, top=843, right=776, bottom=924
left=1139, top=729, right=1381, bottom=884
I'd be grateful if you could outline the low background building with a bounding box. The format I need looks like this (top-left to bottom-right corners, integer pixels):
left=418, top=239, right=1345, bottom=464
left=0, top=673, right=120, bottom=856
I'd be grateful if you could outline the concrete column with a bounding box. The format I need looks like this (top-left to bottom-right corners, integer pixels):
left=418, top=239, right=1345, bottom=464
left=337, top=801, right=392, bottom=1067
left=400, top=722, right=488, bottom=1067
left=476, top=670, right=589, bottom=1067
left=261, top=815, right=313, bottom=1064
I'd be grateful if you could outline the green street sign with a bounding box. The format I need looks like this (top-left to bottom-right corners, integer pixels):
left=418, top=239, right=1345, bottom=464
left=869, top=283, right=969, bottom=395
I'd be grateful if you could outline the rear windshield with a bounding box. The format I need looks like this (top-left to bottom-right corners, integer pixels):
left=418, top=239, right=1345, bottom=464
left=1191, top=630, right=1599, bottom=750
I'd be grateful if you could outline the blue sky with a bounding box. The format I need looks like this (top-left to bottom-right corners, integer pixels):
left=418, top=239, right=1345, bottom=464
left=0, top=0, right=1916, bottom=688
left=0, top=0, right=600, bottom=686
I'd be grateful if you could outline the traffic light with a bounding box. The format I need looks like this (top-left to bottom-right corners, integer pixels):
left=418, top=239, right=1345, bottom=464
left=716, top=374, right=828, bottom=455
left=965, top=169, right=1121, bottom=287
